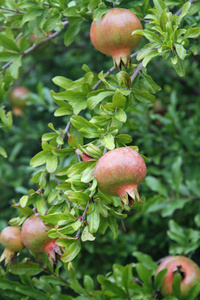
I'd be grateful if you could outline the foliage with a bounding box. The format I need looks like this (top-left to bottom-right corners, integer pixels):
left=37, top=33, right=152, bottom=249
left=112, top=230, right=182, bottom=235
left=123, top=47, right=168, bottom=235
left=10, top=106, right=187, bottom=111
left=0, top=0, right=200, bottom=299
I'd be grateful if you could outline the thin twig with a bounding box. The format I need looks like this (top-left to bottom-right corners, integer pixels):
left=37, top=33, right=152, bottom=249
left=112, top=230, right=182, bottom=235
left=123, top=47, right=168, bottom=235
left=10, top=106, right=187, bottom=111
left=130, top=61, right=143, bottom=83
left=0, top=6, right=25, bottom=14
left=75, top=200, right=90, bottom=238
left=1, top=21, right=69, bottom=73
left=92, top=51, right=140, bottom=91
left=0, top=26, right=22, bottom=29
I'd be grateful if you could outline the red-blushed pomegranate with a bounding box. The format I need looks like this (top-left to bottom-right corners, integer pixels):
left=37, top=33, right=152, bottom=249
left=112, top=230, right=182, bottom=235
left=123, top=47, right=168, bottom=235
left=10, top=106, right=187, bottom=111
left=93, top=147, right=147, bottom=208
left=8, top=86, right=30, bottom=116
left=155, top=256, right=200, bottom=299
left=82, top=153, right=93, bottom=162
left=21, top=214, right=62, bottom=265
left=90, top=8, right=142, bottom=69
left=0, top=226, right=24, bottom=265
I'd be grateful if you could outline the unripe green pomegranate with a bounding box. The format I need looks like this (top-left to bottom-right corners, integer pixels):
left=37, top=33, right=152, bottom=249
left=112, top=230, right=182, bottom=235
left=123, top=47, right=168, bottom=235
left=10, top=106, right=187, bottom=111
left=155, top=256, right=200, bottom=299
left=90, top=8, right=142, bottom=69
left=94, top=147, right=147, bottom=208
left=0, top=226, right=24, bottom=265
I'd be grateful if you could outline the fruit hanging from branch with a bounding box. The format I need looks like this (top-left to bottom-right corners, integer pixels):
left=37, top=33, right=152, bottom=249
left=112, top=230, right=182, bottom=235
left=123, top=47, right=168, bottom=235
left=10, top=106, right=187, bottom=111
left=90, top=8, right=142, bottom=69
left=94, top=147, right=147, bottom=208
left=0, top=226, right=24, bottom=265
left=21, top=213, right=62, bottom=265
left=8, top=86, right=30, bottom=116
left=155, top=255, right=200, bottom=299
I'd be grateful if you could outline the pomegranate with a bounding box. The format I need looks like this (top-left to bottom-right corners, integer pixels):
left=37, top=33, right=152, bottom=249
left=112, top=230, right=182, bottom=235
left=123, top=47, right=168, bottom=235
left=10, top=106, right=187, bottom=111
left=90, top=8, right=142, bottom=69
left=0, top=226, right=24, bottom=265
left=155, top=256, right=200, bottom=299
left=82, top=153, right=93, bottom=162
left=8, top=86, right=30, bottom=116
left=93, top=147, right=147, bottom=208
left=21, top=214, right=62, bottom=265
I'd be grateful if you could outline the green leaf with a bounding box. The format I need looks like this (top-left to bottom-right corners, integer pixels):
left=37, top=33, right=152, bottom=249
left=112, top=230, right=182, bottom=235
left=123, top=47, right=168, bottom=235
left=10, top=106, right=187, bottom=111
left=84, top=275, right=94, bottom=292
left=21, top=8, right=43, bottom=25
left=171, top=156, right=182, bottom=194
left=93, top=8, right=109, bottom=21
left=67, top=191, right=90, bottom=205
left=46, top=154, right=58, bottom=173
left=172, top=273, right=181, bottom=300
left=136, top=263, right=153, bottom=284
left=154, top=269, right=168, bottom=291
left=30, top=151, right=49, bottom=168
left=142, top=50, right=161, bottom=67
left=67, top=161, right=94, bottom=177
left=44, top=14, right=60, bottom=32
left=112, top=91, right=126, bottom=109
left=177, top=2, right=191, bottom=23
left=52, top=76, right=73, bottom=89
left=133, top=251, right=158, bottom=270
left=61, top=240, right=81, bottom=262
left=101, top=133, right=115, bottom=150
left=9, top=56, right=22, bottom=79
left=42, top=213, right=75, bottom=225
left=87, top=91, right=114, bottom=110
left=115, top=134, right=132, bottom=144
left=87, top=209, right=100, bottom=233
left=132, top=30, right=163, bottom=44
left=185, top=283, right=200, bottom=300
left=0, top=146, right=7, bottom=158
left=9, top=262, right=42, bottom=276
left=108, top=217, right=118, bottom=239
left=71, top=115, right=98, bottom=130
left=97, top=275, right=127, bottom=298
left=0, top=51, right=20, bottom=62
left=171, top=57, right=185, bottom=77
left=153, top=0, right=167, bottom=15
left=174, top=44, right=186, bottom=60
left=81, top=226, right=96, bottom=242
left=64, top=22, right=83, bottom=46
left=161, top=199, right=189, bottom=218
left=54, top=106, right=73, bottom=116
left=115, top=108, right=127, bottom=123
left=145, top=176, right=168, bottom=197
left=0, top=34, right=20, bottom=52
left=133, top=89, right=155, bottom=103
left=184, top=27, right=200, bottom=39
left=20, top=195, right=29, bottom=208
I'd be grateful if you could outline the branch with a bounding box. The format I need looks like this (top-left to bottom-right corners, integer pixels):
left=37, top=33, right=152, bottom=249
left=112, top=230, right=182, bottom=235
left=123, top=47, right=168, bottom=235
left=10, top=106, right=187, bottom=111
left=75, top=200, right=90, bottom=238
left=0, top=26, right=22, bottom=30
left=0, top=6, right=25, bottom=14
left=1, top=21, right=69, bottom=73
left=92, top=51, right=140, bottom=91
left=130, top=61, right=143, bottom=83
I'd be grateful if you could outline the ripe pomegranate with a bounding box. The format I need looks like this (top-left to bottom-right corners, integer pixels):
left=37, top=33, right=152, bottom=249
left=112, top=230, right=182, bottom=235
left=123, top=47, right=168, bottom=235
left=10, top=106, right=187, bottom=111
left=155, top=256, right=200, bottom=299
left=93, top=147, right=147, bottom=208
left=21, top=214, right=62, bottom=265
left=90, top=8, right=142, bottom=69
left=0, top=226, right=24, bottom=265
left=8, top=86, right=30, bottom=116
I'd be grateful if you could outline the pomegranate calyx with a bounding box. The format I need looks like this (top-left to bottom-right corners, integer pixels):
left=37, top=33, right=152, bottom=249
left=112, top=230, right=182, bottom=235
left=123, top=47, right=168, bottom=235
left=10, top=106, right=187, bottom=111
left=120, top=187, right=143, bottom=208
left=0, top=249, right=16, bottom=266
left=44, top=240, right=63, bottom=266
left=172, top=264, right=186, bottom=280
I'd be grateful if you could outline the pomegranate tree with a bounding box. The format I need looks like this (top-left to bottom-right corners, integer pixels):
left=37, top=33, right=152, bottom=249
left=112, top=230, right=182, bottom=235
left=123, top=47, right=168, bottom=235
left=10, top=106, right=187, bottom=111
left=21, top=213, right=62, bottom=265
left=90, top=8, right=142, bottom=69
left=155, top=255, right=200, bottom=299
left=94, top=147, right=147, bottom=208
left=8, top=86, right=30, bottom=116
left=0, top=226, right=24, bottom=265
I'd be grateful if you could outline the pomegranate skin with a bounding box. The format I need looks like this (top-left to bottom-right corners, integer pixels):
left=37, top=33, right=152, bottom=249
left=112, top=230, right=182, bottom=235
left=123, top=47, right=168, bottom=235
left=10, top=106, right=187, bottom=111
left=9, top=87, right=30, bottom=109
left=0, top=226, right=24, bottom=265
left=21, top=214, right=62, bottom=265
left=90, top=8, right=142, bottom=68
left=94, top=147, right=147, bottom=207
left=155, top=256, right=200, bottom=299
left=21, top=214, right=52, bottom=253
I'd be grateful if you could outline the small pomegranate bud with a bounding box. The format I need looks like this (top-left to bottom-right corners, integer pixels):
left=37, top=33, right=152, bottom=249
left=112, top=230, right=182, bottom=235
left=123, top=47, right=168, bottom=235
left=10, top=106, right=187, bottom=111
left=0, top=226, right=24, bottom=265
left=94, top=147, right=147, bottom=208
left=90, top=8, right=142, bottom=69
left=82, top=153, right=93, bottom=162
